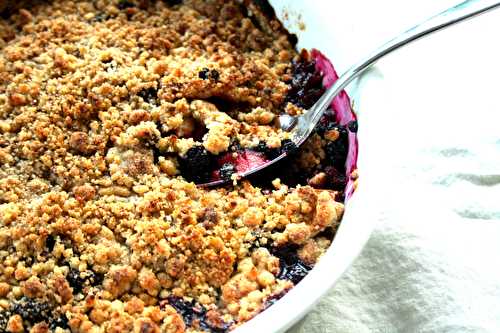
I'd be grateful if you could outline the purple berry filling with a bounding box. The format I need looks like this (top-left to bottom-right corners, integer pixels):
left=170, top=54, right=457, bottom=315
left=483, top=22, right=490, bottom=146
left=163, top=296, right=231, bottom=333
left=311, top=49, right=358, bottom=200
left=270, top=245, right=312, bottom=285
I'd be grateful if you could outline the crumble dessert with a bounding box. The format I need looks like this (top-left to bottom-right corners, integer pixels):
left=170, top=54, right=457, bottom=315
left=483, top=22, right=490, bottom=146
left=0, top=1, right=357, bottom=332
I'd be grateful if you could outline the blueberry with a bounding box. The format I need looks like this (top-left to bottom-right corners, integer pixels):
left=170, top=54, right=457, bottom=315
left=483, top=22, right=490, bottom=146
left=49, top=314, right=70, bottom=330
left=162, top=0, right=182, bottom=5
left=253, top=0, right=275, bottom=18
left=228, top=140, right=242, bottom=152
left=347, top=120, right=358, bottom=133
left=90, top=271, right=105, bottom=287
left=45, top=235, right=56, bottom=252
left=285, top=58, right=325, bottom=109
left=254, top=141, right=269, bottom=153
left=137, top=87, right=158, bottom=104
left=166, top=296, right=201, bottom=327
left=254, top=141, right=271, bottom=154
left=93, top=12, right=108, bottom=22
left=324, top=166, right=347, bottom=191
left=179, top=146, right=214, bottom=183
left=316, top=227, right=336, bottom=241
left=262, top=290, right=287, bottom=310
left=12, top=298, right=51, bottom=324
left=219, top=163, right=235, bottom=181
left=270, top=244, right=299, bottom=265
left=315, top=116, right=338, bottom=135
left=280, top=139, right=297, bottom=155
left=209, top=69, right=220, bottom=81
left=198, top=68, right=210, bottom=80
left=117, top=0, right=135, bottom=10
left=324, top=127, right=348, bottom=172
left=291, top=71, right=312, bottom=88
left=67, top=268, right=103, bottom=294
left=278, top=260, right=310, bottom=285
left=297, top=87, right=323, bottom=109
left=254, top=141, right=280, bottom=160
left=270, top=245, right=312, bottom=285
left=0, top=311, right=11, bottom=332
left=67, top=268, right=85, bottom=294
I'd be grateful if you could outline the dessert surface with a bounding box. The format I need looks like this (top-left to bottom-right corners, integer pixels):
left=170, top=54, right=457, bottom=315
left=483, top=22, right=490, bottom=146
left=0, top=1, right=353, bottom=332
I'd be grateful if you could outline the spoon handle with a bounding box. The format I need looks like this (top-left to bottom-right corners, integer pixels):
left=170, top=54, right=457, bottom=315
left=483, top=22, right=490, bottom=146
left=294, top=0, right=500, bottom=144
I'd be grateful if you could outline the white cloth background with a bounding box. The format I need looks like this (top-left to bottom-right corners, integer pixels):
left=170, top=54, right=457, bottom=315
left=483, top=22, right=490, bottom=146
left=280, top=1, right=500, bottom=332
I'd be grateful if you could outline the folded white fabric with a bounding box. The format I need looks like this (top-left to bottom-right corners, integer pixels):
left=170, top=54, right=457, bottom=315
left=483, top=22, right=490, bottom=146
left=289, top=5, right=500, bottom=333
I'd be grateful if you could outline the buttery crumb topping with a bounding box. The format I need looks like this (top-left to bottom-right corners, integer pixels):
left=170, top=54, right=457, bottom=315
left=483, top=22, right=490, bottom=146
left=0, top=1, right=348, bottom=332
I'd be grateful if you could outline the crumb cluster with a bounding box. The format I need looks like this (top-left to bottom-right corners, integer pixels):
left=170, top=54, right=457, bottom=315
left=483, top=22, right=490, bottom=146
left=0, top=1, right=347, bottom=332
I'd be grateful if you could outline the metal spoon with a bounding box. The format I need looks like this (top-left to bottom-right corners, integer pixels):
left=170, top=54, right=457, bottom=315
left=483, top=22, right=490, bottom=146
left=200, top=0, right=500, bottom=187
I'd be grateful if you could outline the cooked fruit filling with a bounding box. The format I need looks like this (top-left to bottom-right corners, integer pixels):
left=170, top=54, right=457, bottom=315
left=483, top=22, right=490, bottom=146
left=0, top=1, right=358, bottom=332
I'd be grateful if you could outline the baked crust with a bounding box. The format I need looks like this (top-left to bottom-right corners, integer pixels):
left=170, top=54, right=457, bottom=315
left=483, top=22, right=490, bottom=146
left=0, top=1, right=347, bottom=332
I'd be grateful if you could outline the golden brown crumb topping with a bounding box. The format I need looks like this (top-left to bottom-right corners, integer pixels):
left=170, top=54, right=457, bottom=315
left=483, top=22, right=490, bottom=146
left=0, top=1, right=346, bottom=332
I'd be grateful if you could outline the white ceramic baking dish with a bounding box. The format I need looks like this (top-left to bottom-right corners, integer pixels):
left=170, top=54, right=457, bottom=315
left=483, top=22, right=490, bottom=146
left=0, top=1, right=375, bottom=331
left=233, top=1, right=376, bottom=332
